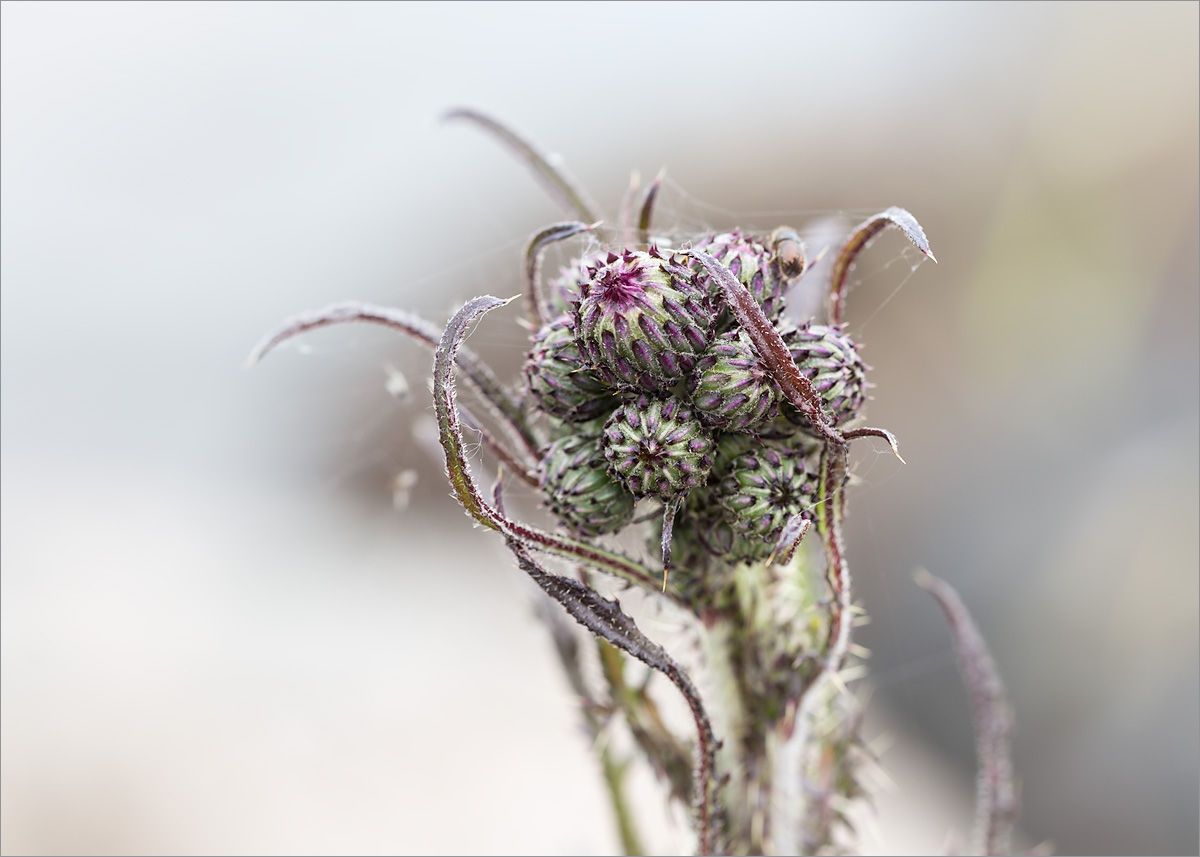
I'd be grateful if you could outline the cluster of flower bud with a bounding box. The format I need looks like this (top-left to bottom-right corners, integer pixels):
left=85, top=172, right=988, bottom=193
left=524, top=231, right=868, bottom=562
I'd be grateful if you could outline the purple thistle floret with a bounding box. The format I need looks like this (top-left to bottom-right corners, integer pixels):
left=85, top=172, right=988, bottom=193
left=601, top=394, right=714, bottom=498
left=690, top=330, right=781, bottom=433
left=574, top=248, right=713, bottom=392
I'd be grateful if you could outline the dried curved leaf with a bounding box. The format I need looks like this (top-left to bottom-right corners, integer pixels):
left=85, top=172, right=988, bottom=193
left=828, top=207, right=936, bottom=325
left=914, top=569, right=1018, bottom=857
left=843, top=426, right=906, bottom=464
left=246, top=301, right=538, bottom=457
left=506, top=540, right=721, bottom=856
left=432, top=295, right=669, bottom=595
left=524, top=220, right=597, bottom=327
left=690, top=251, right=842, bottom=446
left=444, top=108, right=602, bottom=224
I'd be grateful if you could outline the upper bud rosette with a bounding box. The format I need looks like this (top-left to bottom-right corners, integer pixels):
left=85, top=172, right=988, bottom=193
left=781, top=321, right=868, bottom=430
left=538, top=433, right=636, bottom=537
left=524, top=315, right=616, bottom=423
left=690, top=330, right=781, bottom=433
left=574, top=248, right=713, bottom=392
left=601, top=394, right=714, bottom=498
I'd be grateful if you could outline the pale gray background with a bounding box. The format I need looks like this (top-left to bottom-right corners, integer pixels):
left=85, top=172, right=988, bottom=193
left=3, top=2, right=1197, bottom=854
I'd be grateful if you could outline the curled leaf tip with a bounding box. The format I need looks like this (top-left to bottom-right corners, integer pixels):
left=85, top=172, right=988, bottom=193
left=844, top=426, right=905, bottom=463
left=829, top=206, right=936, bottom=324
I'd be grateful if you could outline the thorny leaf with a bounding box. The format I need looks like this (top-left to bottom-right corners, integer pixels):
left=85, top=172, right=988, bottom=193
left=915, top=569, right=1019, bottom=857
left=506, top=540, right=722, bottom=856
left=828, top=207, right=936, bottom=326
left=597, top=639, right=695, bottom=805
left=444, top=108, right=603, bottom=225
left=431, top=295, right=674, bottom=597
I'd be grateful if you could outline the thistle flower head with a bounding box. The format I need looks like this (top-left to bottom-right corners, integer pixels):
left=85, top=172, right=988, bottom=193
left=574, top=248, right=713, bottom=392
left=601, top=394, right=714, bottom=498
left=538, top=433, right=637, bottom=536
left=692, top=231, right=796, bottom=331
left=781, top=321, right=868, bottom=430
left=720, top=444, right=818, bottom=539
left=524, top=314, right=617, bottom=423
left=690, top=330, right=781, bottom=433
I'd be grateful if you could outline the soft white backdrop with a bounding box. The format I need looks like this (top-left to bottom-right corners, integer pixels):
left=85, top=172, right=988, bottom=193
left=3, top=3, right=1197, bottom=854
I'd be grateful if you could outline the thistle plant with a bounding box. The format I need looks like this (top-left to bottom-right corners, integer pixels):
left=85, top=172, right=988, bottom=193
left=249, top=109, right=1020, bottom=856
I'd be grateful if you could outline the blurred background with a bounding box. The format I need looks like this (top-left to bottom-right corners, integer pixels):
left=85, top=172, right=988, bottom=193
left=2, top=2, right=1196, bottom=854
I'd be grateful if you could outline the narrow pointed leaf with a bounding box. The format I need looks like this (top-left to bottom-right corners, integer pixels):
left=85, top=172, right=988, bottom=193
left=444, top=108, right=602, bottom=224
left=506, top=540, right=721, bottom=856
left=915, top=569, right=1018, bottom=857
left=247, top=301, right=538, bottom=457
left=769, top=514, right=811, bottom=567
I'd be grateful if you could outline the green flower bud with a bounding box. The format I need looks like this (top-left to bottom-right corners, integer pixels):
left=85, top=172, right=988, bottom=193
left=575, top=248, right=713, bottom=392
left=645, top=432, right=762, bottom=564
left=690, top=330, right=781, bottom=433
left=524, top=315, right=618, bottom=423
left=601, top=395, right=714, bottom=498
left=720, top=444, right=818, bottom=539
left=538, top=434, right=636, bottom=537
left=692, top=230, right=798, bottom=331
left=781, top=321, right=868, bottom=429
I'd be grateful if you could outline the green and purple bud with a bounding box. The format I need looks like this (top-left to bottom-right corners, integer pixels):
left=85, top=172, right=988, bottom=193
left=538, top=433, right=636, bottom=537
left=574, top=248, right=713, bottom=392
left=781, top=321, right=868, bottom=430
left=720, top=444, right=818, bottom=539
left=601, top=394, right=714, bottom=498
left=690, top=330, right=781, bottom=433
left=523, top=315, right=617, bottom=423
left=691, top=230, right=801, bottom=331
